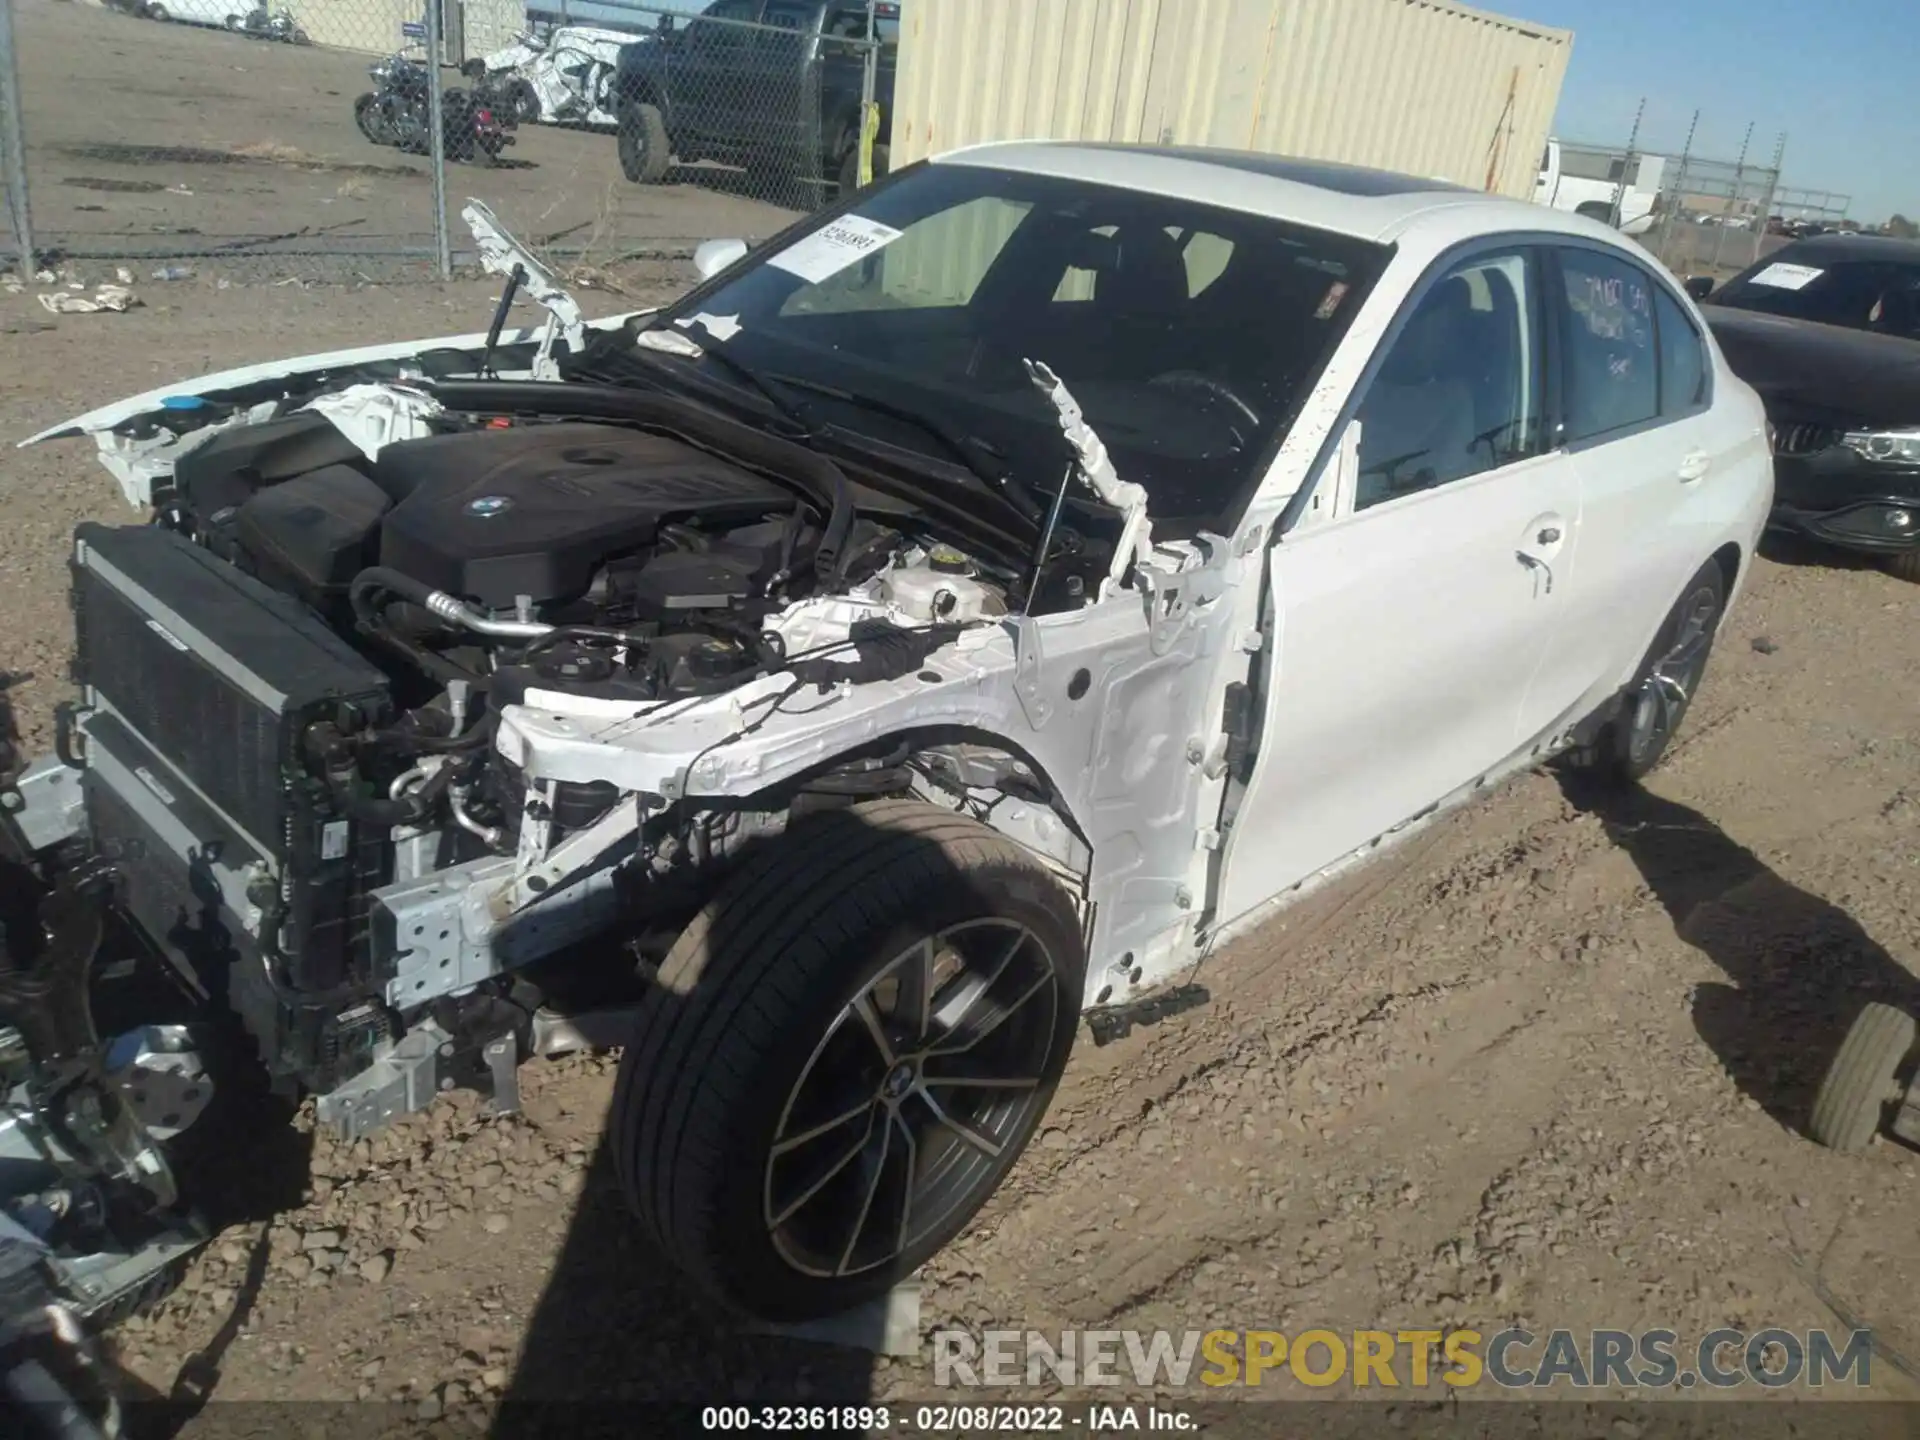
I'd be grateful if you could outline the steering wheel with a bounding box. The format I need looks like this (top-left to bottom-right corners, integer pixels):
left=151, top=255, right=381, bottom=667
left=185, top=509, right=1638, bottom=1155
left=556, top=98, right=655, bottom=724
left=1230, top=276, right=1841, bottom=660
left=1146, top=370, right=1263, bottom=432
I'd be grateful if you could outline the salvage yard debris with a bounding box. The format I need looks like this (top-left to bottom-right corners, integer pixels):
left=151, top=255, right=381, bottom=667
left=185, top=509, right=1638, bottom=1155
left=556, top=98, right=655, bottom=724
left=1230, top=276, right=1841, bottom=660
left=37, top=284, right=140, bottom=314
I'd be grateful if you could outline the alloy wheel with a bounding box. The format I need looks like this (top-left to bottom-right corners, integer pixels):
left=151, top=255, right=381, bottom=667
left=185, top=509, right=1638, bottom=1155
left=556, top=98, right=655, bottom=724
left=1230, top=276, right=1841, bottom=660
left=1626, top=582, right=1720, bottom=766
left=763, top=918, right=1060, bottom=1279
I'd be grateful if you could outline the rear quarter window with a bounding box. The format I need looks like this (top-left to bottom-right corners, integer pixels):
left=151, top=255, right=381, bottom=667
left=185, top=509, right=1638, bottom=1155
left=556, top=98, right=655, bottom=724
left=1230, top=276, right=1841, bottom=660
left=1655, top=288, right=1709, bottom=415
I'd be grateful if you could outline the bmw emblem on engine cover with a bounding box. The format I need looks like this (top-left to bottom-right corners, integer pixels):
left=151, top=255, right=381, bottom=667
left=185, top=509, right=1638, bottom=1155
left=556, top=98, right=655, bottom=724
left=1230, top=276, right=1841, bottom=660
left=467, top=496, right=513, bottom=517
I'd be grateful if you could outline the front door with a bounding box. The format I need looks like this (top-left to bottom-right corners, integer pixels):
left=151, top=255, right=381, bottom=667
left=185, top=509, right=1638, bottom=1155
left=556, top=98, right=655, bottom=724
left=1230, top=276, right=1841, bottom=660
left=1216, top=246, right=1581, bottom=925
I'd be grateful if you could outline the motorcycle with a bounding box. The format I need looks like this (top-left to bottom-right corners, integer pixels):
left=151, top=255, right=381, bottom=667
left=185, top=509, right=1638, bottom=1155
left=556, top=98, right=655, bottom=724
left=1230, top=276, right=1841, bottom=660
left=353, top=53, right=514, bottom=165
left=224, top=5, right=311, bottom=44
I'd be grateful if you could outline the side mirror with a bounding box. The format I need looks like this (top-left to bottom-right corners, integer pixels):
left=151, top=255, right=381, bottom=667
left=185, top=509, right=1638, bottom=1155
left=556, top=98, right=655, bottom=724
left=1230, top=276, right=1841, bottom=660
left=1684, top=275, right=1715, bottom=302
left=692, top=237, right=749, bottom=280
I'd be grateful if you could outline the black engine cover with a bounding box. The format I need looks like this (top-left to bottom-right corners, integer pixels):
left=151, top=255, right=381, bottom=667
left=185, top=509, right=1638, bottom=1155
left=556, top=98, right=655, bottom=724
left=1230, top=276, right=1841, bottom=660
left=372, top=423, right=792, bottom=607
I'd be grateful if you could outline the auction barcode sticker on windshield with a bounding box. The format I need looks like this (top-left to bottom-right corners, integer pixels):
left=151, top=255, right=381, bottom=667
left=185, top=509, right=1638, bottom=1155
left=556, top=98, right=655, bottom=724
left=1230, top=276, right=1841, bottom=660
left=767, top=214, right=903, bottom=284
left=1749, top=262, right=1824, bottom=291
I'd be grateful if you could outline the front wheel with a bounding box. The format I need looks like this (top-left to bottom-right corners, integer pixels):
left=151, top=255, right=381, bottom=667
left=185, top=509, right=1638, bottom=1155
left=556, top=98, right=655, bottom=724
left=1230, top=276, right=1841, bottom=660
left=1572, top=557, right=1727, bottom=784
left=610, top=799, right=1086, bottom=1322
left=1883, top=550, right=1920, bottom=584
left=617, top=101, right=670, bottom=183
left=352, top=92, right=386, bottom=145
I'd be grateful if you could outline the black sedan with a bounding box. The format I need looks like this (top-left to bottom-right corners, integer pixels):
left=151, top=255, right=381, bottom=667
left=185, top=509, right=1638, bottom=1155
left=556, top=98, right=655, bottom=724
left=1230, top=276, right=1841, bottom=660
left=1687, top=235, right=1920, bottom=581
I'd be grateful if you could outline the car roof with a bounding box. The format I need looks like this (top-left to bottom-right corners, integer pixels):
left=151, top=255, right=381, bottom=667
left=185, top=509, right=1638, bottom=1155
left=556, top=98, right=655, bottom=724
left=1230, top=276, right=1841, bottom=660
left=1762, top=233, right=1920, bottom=267
left=928, top=139, right=1626, bottom=248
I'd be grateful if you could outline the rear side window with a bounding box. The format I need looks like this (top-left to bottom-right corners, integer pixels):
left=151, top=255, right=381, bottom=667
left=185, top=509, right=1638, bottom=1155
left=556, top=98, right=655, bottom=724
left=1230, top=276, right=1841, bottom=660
left=1554, top=248, right=1658, bottom=442
left=1656, top=288, right=1709, bottom=415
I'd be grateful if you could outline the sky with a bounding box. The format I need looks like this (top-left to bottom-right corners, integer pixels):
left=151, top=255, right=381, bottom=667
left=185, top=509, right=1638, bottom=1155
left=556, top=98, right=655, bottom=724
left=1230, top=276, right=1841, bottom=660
left=1513, top=0, right=1919, bottom=224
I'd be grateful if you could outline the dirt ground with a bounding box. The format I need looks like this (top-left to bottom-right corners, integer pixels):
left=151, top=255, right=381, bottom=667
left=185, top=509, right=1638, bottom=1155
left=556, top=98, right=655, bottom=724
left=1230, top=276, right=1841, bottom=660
left=1, top=270, right=1918, bottom=1430
left=7, top=0, right=804, bottom=274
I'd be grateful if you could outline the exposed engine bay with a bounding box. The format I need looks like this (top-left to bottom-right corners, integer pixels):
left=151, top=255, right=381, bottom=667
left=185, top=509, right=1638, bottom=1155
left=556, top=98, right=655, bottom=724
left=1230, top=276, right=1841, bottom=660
left=0, top=204, right=1260, bottom=1374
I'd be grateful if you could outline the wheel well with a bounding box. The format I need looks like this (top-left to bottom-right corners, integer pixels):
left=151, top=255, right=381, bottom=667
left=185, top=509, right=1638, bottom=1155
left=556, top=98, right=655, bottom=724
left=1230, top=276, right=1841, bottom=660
left=733, top=726, right=1090, bottom=861
left=618, top=80, right=662, bottom=111
left=1709, top=541, right=1742, bottom=594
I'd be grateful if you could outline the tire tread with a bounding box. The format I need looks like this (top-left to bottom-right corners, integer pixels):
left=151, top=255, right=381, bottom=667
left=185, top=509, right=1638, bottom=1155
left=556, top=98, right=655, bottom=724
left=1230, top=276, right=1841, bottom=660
left=611, top=800, right=1076, bottom=1315
left=1809, top=1002, right=1916, bottom=1152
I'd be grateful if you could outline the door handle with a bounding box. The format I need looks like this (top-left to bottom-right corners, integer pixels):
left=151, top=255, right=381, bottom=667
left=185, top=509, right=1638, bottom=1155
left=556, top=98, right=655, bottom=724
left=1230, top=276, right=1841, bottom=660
left=1678, top=450, right=1711, bottom=483
left=1516, top=551, right=1554, bottom=595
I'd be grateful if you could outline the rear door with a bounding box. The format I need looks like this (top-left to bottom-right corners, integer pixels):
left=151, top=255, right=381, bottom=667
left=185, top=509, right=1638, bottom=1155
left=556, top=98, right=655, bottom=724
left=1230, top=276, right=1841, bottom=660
left=754, top=0, right=823, bottom=171
left=1543, top=244, right=1724, bottom=715
left=674, top=0, right=763, bottom=152
left=1216, top=244, right=1585, bottom=924
left=817, top=1, right=888, bottom=163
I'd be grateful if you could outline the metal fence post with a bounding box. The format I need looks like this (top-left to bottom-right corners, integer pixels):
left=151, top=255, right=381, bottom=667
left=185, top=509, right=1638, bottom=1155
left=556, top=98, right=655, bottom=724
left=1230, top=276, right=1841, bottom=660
left=1751, top=133, right=1786, bottom=269
left=857, top=0, right=879, bottom=188
left=423, top=0, right=452, bottom=279
left=0, top=0, right=33, bottom=279
left=1708, top=121, right=1753, bottom=275
left=1652, top=109, right=1698, bottom=273
left=1610, top=98, right=1645, bottom=231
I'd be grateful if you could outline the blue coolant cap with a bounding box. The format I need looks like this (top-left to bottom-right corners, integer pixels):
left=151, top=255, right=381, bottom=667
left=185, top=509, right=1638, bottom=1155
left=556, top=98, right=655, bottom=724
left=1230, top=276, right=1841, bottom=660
left=160, top=395, right=206, bottom=410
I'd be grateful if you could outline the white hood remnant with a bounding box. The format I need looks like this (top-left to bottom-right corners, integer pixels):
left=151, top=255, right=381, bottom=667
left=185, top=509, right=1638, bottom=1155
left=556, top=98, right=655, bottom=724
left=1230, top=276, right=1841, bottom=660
left=1024, top=359, right=1152, bottom=597
left=301, top=383, right=443, bottom=462
left=18, top=205, right=639, bottom=508
left=462, top=198, right=587, bottom=377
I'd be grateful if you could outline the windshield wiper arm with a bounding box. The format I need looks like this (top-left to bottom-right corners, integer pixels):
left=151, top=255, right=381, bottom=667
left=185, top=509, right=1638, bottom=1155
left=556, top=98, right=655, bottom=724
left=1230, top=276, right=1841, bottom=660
left=764, top=371, right=1048, bottom=527
left=628, top=325, right=823, bottom=441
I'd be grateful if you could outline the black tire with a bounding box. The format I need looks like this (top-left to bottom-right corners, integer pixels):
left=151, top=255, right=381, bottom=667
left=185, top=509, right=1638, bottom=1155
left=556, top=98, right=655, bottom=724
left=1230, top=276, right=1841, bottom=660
left=352, top=92, right=385, bottom=145
left=145, top=3, right=168, bottom=18
left=505, top=78, right=540, bottom=127
left=1809, top=1003, right=1916, bottom=1152
left=440, top=90, right=475, bottom=161
left=1884, top=551, right=1920, bottom=584
left=1572, top=557, right=1726, bottom=785
left=617, top=101, right=671, bottom=184
left=838, top=140, right=890, bottom=195
left=611, top=799, right=1085, bottom=1322
left=223, top=12, right=241, bottom=27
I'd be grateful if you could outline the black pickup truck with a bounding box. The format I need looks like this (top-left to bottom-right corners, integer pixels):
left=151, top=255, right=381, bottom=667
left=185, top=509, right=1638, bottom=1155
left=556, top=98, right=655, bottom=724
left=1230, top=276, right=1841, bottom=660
left=612, top=0, right=899, bottom=196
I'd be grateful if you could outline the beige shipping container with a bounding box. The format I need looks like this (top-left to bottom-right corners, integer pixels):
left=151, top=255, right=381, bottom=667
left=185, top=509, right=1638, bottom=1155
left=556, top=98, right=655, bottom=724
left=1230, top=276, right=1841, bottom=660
left=891, top=0, right=1573, bottom=201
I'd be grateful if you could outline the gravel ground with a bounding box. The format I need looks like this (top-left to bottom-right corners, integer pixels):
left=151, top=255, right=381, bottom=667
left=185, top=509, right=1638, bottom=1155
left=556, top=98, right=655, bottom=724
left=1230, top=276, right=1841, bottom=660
left=1, top=276, right=1917, bottom=1428
left=7, top=0, right=806, bottom=277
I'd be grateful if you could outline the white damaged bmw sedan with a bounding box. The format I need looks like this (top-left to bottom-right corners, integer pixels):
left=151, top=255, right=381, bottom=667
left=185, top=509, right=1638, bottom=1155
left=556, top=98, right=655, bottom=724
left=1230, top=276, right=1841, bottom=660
left=3, top=143, right=1772, bottom=1331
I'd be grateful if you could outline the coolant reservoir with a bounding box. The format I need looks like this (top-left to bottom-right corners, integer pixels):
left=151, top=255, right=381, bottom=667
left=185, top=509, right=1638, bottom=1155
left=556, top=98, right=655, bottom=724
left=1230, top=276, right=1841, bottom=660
left=880, top=547, right=1001, bottom=623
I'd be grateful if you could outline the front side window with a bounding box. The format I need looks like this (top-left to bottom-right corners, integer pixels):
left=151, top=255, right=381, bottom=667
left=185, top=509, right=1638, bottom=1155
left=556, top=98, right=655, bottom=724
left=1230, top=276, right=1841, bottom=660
left=592, top=163, right=1390, bottom=525
left=1353, top=249, right=1543, bottom=510
left=1556, top=248, right=1658, bottom=442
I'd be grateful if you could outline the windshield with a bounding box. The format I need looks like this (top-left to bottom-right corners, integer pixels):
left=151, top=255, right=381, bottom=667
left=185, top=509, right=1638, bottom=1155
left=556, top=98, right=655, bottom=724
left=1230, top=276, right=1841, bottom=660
left=602, top=162, right=1389, bottom=526
left=1711, top=250, right=1920, bottom=339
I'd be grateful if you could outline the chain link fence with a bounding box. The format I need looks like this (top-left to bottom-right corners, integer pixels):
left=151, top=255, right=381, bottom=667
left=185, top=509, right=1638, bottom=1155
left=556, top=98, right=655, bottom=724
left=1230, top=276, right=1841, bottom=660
left=1541, top=134, right=1809, bottom=285
left=0, top=0, right=889, bottom=286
